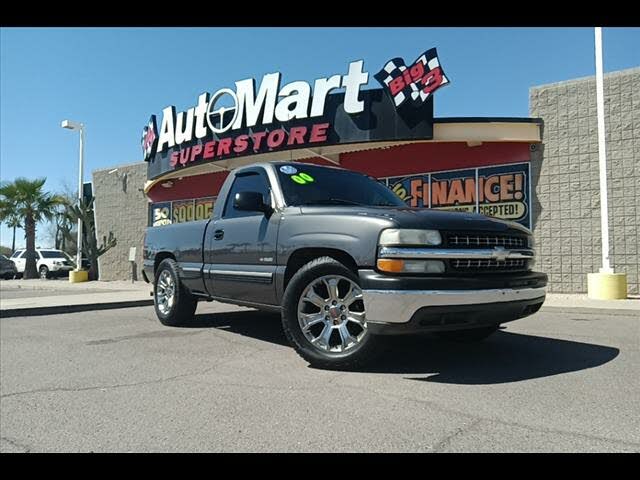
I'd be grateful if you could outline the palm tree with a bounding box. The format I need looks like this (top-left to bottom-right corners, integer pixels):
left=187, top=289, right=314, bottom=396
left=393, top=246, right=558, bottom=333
left=6, top=215, right=22, bottom=253
left=0, top=178, right=65, bottom=279
left=0, top=199, right=22, bottom=253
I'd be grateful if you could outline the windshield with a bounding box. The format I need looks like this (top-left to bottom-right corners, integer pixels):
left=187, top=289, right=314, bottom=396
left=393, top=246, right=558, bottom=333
left=275, top=164, right=405, bottom=208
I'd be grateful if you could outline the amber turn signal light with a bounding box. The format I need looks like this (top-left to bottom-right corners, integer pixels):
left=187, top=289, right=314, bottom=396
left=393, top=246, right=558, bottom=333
left=377, top=258, right=405, bottom=273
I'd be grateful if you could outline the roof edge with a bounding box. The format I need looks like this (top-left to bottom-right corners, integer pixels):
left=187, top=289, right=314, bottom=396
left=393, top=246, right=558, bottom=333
left=435, top=117, right=542, bottom=124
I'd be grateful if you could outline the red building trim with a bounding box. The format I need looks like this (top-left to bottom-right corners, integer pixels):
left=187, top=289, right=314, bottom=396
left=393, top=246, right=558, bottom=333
left=146, top=141, right=531, bottom=202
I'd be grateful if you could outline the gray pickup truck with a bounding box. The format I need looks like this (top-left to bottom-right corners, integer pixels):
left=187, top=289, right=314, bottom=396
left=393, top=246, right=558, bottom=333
left=143, top=162, right=547, bottom=369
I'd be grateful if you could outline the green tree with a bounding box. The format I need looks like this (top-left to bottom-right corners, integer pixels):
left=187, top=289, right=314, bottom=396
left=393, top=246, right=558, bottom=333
left=65, top=196, right=116, bottom=281
left=0, top=178, right=65, bottom=279
left=51, top=195, right=76, bottom=253
left=0, top=190, right=23, bottom=253
left=0, top=209, right=22, bottom=254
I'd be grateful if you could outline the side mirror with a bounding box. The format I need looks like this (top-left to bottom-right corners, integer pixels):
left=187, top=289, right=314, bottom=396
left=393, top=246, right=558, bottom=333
left=233, top=191, right=271, bottom=214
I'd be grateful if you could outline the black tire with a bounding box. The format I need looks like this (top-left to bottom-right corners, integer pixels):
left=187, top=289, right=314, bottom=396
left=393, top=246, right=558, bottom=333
left=153, top=258, right=197, bottom=327
left=39, top=265, right=50, bottom=279
left=435, top=325, right=499, bottom=343
left=281, top=256, right=381, bottom=370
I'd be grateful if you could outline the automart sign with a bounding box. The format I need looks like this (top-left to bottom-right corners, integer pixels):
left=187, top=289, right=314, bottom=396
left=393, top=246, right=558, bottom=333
left=142, top=49, right=449, bottom=180
left=384, top=163, right=531, bottom=228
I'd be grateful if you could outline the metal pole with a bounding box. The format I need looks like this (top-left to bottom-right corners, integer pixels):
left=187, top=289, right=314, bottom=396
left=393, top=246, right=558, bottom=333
left=594, top=27, right=612, bottom=273
left=77, top=125, right=84, bottom=271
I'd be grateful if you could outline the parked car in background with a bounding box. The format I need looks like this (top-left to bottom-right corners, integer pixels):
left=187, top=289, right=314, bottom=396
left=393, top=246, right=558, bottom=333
left=0, top=254, right=18, bottom=279
left=10, top=249, right=75, bottom=279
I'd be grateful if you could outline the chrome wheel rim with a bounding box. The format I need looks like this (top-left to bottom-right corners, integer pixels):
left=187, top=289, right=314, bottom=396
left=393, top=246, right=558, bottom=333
left=297, top=275, right=367, bottom=353
left=39, top=268, right=47, bottom=279
left=156, top=270, right=176, bottom=315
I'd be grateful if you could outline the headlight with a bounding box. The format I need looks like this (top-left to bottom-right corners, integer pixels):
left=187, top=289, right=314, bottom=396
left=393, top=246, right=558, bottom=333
left=379, top=229, right=442, bottom=246
left=377, top=259, right=445, bottom=274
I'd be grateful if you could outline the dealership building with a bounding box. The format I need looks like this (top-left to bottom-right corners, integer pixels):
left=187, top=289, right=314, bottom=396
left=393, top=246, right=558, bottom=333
left=92, top=63, right=639, bottom=295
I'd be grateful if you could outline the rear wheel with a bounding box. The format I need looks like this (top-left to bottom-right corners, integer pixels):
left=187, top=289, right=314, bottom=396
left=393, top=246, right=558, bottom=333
left=39, top=265, right=50, bottom=279
left=281, top=256, right=381, bottom=370
left=435, top=325, right=499, bottom=342
left=154, top=258, right=197, bottom=327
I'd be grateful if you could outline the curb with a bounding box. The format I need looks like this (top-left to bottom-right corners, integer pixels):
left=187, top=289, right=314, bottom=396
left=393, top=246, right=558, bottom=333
left=0, top=300, right=154, bottom=318
left=540, top=305, right=640, bottom=316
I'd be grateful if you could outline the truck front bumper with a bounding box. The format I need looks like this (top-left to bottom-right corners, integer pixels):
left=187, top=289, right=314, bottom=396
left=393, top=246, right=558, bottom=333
left=358, top=270, right=547, bottom=335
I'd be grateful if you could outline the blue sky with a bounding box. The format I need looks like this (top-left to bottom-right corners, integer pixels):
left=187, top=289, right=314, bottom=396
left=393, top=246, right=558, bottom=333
left=1, top=27, right=639, bottom=248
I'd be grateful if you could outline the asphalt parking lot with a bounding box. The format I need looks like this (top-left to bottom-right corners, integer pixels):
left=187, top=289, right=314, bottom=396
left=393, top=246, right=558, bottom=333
left=1, top=302, right=639, bottom=452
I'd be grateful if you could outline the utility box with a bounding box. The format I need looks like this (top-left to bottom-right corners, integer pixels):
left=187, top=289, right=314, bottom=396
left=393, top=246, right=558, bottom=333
left=129, top=247, right=137, bottom=283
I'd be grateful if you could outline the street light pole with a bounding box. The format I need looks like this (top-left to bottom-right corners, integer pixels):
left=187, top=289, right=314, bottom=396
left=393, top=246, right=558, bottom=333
left=61, top=119, right=85, bottom=272
left=594, top=27, right=612, bottom=274
left=76, top=124, right=85, bottom=272
left=587, top=27, right=627, bottom=299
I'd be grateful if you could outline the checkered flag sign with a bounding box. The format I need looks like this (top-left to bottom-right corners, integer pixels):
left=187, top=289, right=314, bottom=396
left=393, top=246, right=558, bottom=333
left=375, top=48, right=450, bottom=108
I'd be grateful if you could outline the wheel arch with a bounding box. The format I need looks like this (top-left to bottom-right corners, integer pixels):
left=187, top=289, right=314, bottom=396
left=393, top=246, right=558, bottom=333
left=154, top=251, right=176, bottom=277
left=283, top=248, right=358, bottom=293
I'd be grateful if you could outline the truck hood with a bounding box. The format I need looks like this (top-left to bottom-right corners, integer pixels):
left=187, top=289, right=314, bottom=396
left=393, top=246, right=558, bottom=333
left=298, top=206, right=531, bottom=234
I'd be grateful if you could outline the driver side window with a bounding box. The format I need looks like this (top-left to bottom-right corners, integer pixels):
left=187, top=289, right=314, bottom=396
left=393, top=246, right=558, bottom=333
left=223, top=170, right=270, bottom=219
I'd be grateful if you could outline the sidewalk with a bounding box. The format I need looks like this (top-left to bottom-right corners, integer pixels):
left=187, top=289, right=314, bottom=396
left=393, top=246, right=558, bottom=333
left=543, top=293, right=640, bottom=312
left=0, top=279, right=153, bottom=318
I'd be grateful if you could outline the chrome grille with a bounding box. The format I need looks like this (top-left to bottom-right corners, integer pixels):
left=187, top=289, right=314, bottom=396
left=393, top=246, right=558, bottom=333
left=451, top=258, right=527, bottom=271
left=447, top=233, right=526, bottom=249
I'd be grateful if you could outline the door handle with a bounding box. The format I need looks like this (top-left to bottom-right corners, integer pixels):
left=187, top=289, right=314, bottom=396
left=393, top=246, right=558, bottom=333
left=213, top=229, right=224, bottom=240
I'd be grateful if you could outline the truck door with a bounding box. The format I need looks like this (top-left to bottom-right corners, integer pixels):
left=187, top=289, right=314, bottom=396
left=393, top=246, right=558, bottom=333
left=204, top=168, right=280, bottom=306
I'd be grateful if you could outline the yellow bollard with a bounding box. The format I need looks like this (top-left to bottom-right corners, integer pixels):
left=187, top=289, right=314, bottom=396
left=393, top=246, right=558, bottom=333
left=587, top=272, right=628, bottom=300
left=69, top=270, right=89, bottom=283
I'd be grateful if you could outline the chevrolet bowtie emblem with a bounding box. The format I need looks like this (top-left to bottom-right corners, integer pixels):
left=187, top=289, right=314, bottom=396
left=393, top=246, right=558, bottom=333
left=492, top=246, right=508, bottom=262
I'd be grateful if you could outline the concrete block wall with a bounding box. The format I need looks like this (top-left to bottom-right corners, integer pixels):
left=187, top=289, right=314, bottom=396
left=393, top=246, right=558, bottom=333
left=530, top=68, right=640, bottom=294
left=92, top=162, right=149, bottom=281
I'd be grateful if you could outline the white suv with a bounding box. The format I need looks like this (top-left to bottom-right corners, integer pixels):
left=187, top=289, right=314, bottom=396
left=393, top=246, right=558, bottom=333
left=10, top=249, right=75, bottom=279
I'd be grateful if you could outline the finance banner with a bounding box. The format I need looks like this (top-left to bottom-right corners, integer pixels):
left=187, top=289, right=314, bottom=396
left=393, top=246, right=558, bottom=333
left=477, top=164, right=530, bottom=227
left=384, top=163, right=531, bottom=228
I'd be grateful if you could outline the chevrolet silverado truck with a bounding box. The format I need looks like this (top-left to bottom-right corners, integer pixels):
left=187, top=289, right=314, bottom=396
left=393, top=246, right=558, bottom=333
left=143, top=162, right=547, bottom=369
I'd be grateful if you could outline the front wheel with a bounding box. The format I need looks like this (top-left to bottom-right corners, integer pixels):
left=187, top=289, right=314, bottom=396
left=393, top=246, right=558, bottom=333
left=281, top=256, right=381, bottom=370
left=154, top=258, right=197, bottom=327
left=435, top=326, right=499, bottom=343
left=39, top=265, right=50, bottom=279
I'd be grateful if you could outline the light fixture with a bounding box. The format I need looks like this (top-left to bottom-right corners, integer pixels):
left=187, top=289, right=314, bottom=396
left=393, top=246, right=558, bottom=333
left=161, top=181, right=174, bottom=188
left=61, top=119, right=82, bottom=131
